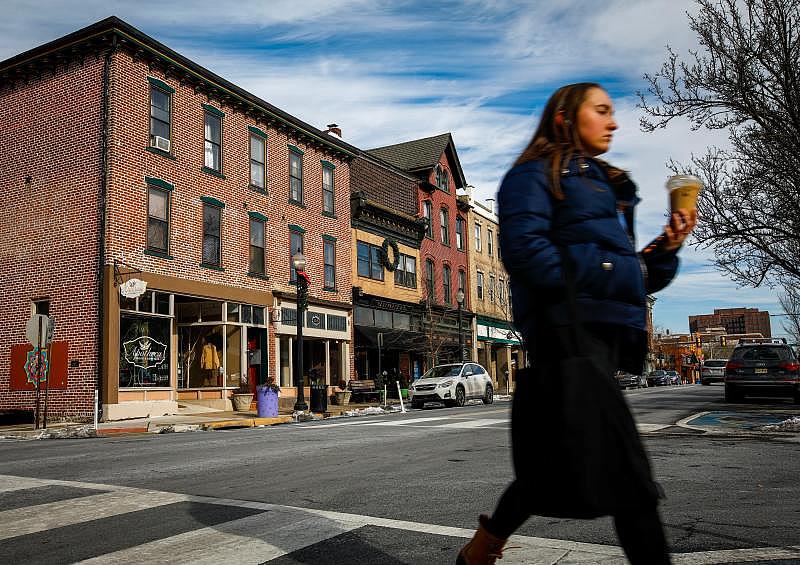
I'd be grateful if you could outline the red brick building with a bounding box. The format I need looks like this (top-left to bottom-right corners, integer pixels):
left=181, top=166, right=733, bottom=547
left=368, top=133, right=473, bottom=365
left=689, top=307, right=771, bottom=339
left=0, top=17, right=357, bottom=420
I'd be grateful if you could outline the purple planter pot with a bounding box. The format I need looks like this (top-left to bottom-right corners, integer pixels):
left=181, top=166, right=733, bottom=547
left=256, top=386, right=279, bottom=417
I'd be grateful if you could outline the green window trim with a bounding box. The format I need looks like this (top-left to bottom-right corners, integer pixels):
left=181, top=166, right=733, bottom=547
left=321, top=211, right=337, bottom=219
left=320, top=160, right=336, bottom=169
left=145, top=146, right=176, bottom=160
left=201, top=166, right=227, bottom=180
left=202, top=103, right=225, bottom=118
left=322, top=234, right=337, bottom=242
left=201, top=195, right=225, bottom=208
left=288, top=224, right=306, bottom=234
left=287, top=143, right=304, bottom=155
left=248, top=211, right=268, bottom=222
left=144, top=249, right=174, bottom=260
left=145, top=176, right=174, bottom=191
left=200, top=262, right=226, bottom=272
left=247, top=271, right=270, bottom=281
left=248, top=125, right=268, bottom=139
left=288, top=198, right=307, bottom=209
left=147, top=76, right=175, bottom=94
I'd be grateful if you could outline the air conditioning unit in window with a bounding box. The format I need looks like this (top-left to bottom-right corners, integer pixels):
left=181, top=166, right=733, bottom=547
left=152, top=136, right=171, bottom=153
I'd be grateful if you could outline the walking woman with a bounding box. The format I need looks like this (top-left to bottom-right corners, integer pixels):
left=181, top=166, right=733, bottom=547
left=457, top=83, right=696, bottom=564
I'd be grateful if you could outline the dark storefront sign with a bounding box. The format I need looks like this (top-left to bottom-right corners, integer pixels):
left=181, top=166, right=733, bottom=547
left=119, top=314, right=171, bottom=388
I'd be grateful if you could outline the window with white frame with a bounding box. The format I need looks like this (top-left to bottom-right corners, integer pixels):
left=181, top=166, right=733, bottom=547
left=440, top=208, right=450, bottom=245
left=147, top=185, right=169, bottom=254
left=249, top=217, right=266, bottom=275
left=204, top=111, right=222, bottom=172
left=423, top=200, right=433, bottom=238
left=322, top=164, right=335, bottom=214
left=289, top=149, right=303, bottom=203
left=324, top=238, right=336, bottom=289
left=455, top=216, right=465, bottom=250
left=394, top=254, right=417, bottom=288
left=487, top=229, right=494, bottom=256
left=250, top=133, right=266, bottom=190
left=477, top=271, right=484, bottom=300
left=474, top=223, right=482, bottom=252
left=442, top=265, right=452, bottom=304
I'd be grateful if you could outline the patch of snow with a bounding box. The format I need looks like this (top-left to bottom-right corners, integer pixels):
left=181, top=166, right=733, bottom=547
left=761, top=416, right=800, bottom=432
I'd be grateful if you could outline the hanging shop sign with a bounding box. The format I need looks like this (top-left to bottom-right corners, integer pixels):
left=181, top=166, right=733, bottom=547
left=123, top=336, right=168, bottom=369
left=120, top=278, right=148, bottom=299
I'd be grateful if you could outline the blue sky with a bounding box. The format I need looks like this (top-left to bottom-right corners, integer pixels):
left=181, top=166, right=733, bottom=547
left=2, top=0, right=786, bottom=337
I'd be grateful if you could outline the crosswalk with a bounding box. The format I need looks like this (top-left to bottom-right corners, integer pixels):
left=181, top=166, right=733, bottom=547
left=1, top=474, right=798, bottom=564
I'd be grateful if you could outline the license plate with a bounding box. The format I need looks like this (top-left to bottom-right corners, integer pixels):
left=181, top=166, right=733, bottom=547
left=755, top=368, right=768, bottom=374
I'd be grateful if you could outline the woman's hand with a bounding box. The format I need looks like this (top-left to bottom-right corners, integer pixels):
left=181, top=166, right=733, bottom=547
left=663, top=208, right=697, bottom=251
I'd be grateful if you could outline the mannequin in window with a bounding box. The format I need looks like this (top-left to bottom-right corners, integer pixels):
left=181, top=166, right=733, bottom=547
left=200, top=337, right=220, bottom=386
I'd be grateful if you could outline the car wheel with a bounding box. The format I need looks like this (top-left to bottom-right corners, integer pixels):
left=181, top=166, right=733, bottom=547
left=725, top=384, right=741, bottom=403
left=454, top=385, right=466, bottom=407
left=482, top=384, right=494, bottom=404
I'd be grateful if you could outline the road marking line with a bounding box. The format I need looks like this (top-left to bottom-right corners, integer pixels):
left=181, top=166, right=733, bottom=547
left=0, top=475, right=53, bottom=494
left=437, top=418, right=510, bottom=429
left=3, top=475, right=799, bottom=564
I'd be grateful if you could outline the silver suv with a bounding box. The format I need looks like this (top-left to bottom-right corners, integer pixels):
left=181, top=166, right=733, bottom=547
left=724, top=342, right=800, bottom=403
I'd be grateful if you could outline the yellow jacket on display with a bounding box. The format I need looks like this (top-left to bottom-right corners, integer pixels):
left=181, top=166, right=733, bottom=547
left=200, top=343, right=220, bottom=370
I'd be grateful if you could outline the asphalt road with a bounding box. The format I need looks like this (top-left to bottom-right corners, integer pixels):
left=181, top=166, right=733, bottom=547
left=0, top=383, right=798, bottom=564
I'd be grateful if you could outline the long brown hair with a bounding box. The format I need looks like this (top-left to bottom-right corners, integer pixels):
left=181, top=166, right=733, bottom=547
left=514, top=82, right=602, bottom=199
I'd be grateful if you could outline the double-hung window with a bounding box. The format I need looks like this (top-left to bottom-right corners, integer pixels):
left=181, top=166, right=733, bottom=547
left=149, top=84, right=171, bottom=148
left=489, top=274, right=496, bottom=302
left=498, top=278, right=505, bottom=304
left=436, top=165, right=449, bottom=191
left=425, top=259, right=435, bottom=301
left=322, top=163, right=335, bottom=215
left=289, top=148, right=303, bottom=204
left=487, top=229, right=494, bottom=257
left=440, top=208, right=450, bottom=245
left=477, top=271, right=484, bottom=300
left=474, top=223, right=482, bottom=252
left=394, top=254, right=417, bottom=288
left=324, top=237, right=336, bottom=289
left=249, top=216, right=266, bottom=275
left=356, top=241, right=383, bottom=281
left=289, top=228, right=304, bottom=282
left=250, top=132, right=266, bottom=190
left=455, top=217, right=465, bottom=251
left=442, top=265, right=452, bottom=305
left=147, top=185, right=169, bottom=254
left=458, top=270, right=466, bottom=297
left=422, top=200, right=433, bottom=238
left=202, top=202, right=222, bottom=266
left=204, top=111, right=222, bottom=172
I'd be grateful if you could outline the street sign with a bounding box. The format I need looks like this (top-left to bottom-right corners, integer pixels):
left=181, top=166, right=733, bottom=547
left=25, top=315, right=54, bottom=349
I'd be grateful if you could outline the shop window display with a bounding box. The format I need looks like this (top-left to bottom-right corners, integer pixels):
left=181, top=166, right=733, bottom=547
left=179, top=325, right=224, bottom=388
left=119, top=314, right=171, bottom=388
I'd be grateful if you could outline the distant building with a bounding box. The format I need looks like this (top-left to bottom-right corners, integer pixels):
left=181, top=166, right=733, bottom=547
left=689, top=308, right=771, bottom=338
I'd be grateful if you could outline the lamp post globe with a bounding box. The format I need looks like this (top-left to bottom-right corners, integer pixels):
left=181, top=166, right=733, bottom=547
left=456, top=289, right=465, bottom=363
left=293, top=250, right=308, bottom=412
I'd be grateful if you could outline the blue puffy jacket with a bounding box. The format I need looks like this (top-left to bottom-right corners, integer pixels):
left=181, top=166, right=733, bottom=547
left=497, top=155, right=678, bottom=346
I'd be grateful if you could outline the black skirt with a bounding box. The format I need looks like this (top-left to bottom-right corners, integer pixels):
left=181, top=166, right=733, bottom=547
left=512, top=323, right=662, bottom=518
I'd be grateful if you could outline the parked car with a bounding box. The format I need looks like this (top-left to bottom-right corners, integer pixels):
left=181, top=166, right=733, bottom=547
left=408, top=363, right=494, bottom=408
left=615, top=371, right=641, bottom=389
left=700, top=359, right=727, bottom=385
left=665, top=370, right=681, bottom=385
left=724, top=341, right=800, bottom=403
left=647, top=370, right=670, bottom=386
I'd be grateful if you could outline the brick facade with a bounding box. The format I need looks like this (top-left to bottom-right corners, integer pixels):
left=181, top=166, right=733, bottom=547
left=1, top=17, right=356, bottom=420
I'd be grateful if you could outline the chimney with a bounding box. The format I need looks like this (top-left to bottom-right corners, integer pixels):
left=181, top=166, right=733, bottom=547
left=324, top=123, right=342, bottom=138
left=485, top=198, right=495, bottom=214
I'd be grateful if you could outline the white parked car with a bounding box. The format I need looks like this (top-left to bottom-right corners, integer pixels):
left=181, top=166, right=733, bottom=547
left=409, top=363, right=494, bottom=408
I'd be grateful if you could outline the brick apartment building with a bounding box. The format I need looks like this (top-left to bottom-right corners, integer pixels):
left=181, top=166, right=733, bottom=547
left=0, top=17, right=358, bottom=420
left=367, top=133, right=473, bottom=366
left=689, top=307, right=771, bottom=339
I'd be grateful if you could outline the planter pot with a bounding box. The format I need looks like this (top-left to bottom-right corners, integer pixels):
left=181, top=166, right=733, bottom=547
left=232, top=393, right=254, bottom=412
left=256, top=386, right=279, bottom=417
left=333, top=390, right=352, bottom=406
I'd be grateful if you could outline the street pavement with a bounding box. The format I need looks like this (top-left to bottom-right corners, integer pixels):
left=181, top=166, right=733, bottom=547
left=0, top=385, right=799, bottom=564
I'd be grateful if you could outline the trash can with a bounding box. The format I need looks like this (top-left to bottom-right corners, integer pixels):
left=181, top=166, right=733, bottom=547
left=256, top=385, right=279, bottom=418
left=310, top=383, right=328, bottom=413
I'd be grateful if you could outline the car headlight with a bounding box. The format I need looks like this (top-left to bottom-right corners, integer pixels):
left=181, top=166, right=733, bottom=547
left=438, top=380, right=453, bottom=388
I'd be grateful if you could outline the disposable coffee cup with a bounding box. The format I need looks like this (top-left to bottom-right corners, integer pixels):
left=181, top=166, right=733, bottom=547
left=666, top=174, right=702, bottom=212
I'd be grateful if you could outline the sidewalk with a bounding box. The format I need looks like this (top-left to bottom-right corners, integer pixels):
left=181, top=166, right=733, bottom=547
left=0, top=399, right=405, bottom=440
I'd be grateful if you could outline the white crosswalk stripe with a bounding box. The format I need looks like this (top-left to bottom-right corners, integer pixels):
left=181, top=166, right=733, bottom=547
left=2, top=474, right=798, bottom=564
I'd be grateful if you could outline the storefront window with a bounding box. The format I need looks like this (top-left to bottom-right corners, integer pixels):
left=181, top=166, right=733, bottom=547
left=280, top=336, right=291, bottom=387
left=329, top=342, right=341, bottom=385
left=179, top=325, right=224, bottom=387
left=227, top=302, right=240, bottom=322
left=226, top=325, right=242, bottom=388
left=119, top=314, right=171, bottom=388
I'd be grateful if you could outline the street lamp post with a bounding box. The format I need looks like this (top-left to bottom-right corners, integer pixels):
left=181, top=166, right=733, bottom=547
left=456, top=289, right=465, bottom=362
left=293, top=251, right=309, bottom=412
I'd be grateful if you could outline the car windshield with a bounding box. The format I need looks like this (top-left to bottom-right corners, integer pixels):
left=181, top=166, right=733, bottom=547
left=732, top=346, right=792, bottom=361
left=703, top=360, right=727, bottom=368
left=420, top=365, right=461, bottom=379
left=651, top=370, right=666, bottom=376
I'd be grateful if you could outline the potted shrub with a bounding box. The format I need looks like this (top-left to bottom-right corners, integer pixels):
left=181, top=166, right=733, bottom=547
left=333, top=379, right=351, bottom=406
left=256, top=376, right=280, bottom=417
left=232, top=374, right=254, bottom=412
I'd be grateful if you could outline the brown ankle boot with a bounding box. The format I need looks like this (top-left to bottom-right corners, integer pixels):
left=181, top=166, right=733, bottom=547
left=456, top=514, right=507, bottom=564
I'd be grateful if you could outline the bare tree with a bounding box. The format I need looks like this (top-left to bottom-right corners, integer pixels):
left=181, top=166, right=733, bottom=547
left=419, top=279, right=452, bottom=368
left=778, top=286, right=800, bottom=344
left=639, top=0, right=800, bottom=289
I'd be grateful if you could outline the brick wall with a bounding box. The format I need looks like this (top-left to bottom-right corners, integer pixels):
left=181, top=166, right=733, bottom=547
left=418, top=153, right=469, bottom=309
left=349, top=155, right=417, bottom=217
left=0, top=55, right=106, bottom=419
